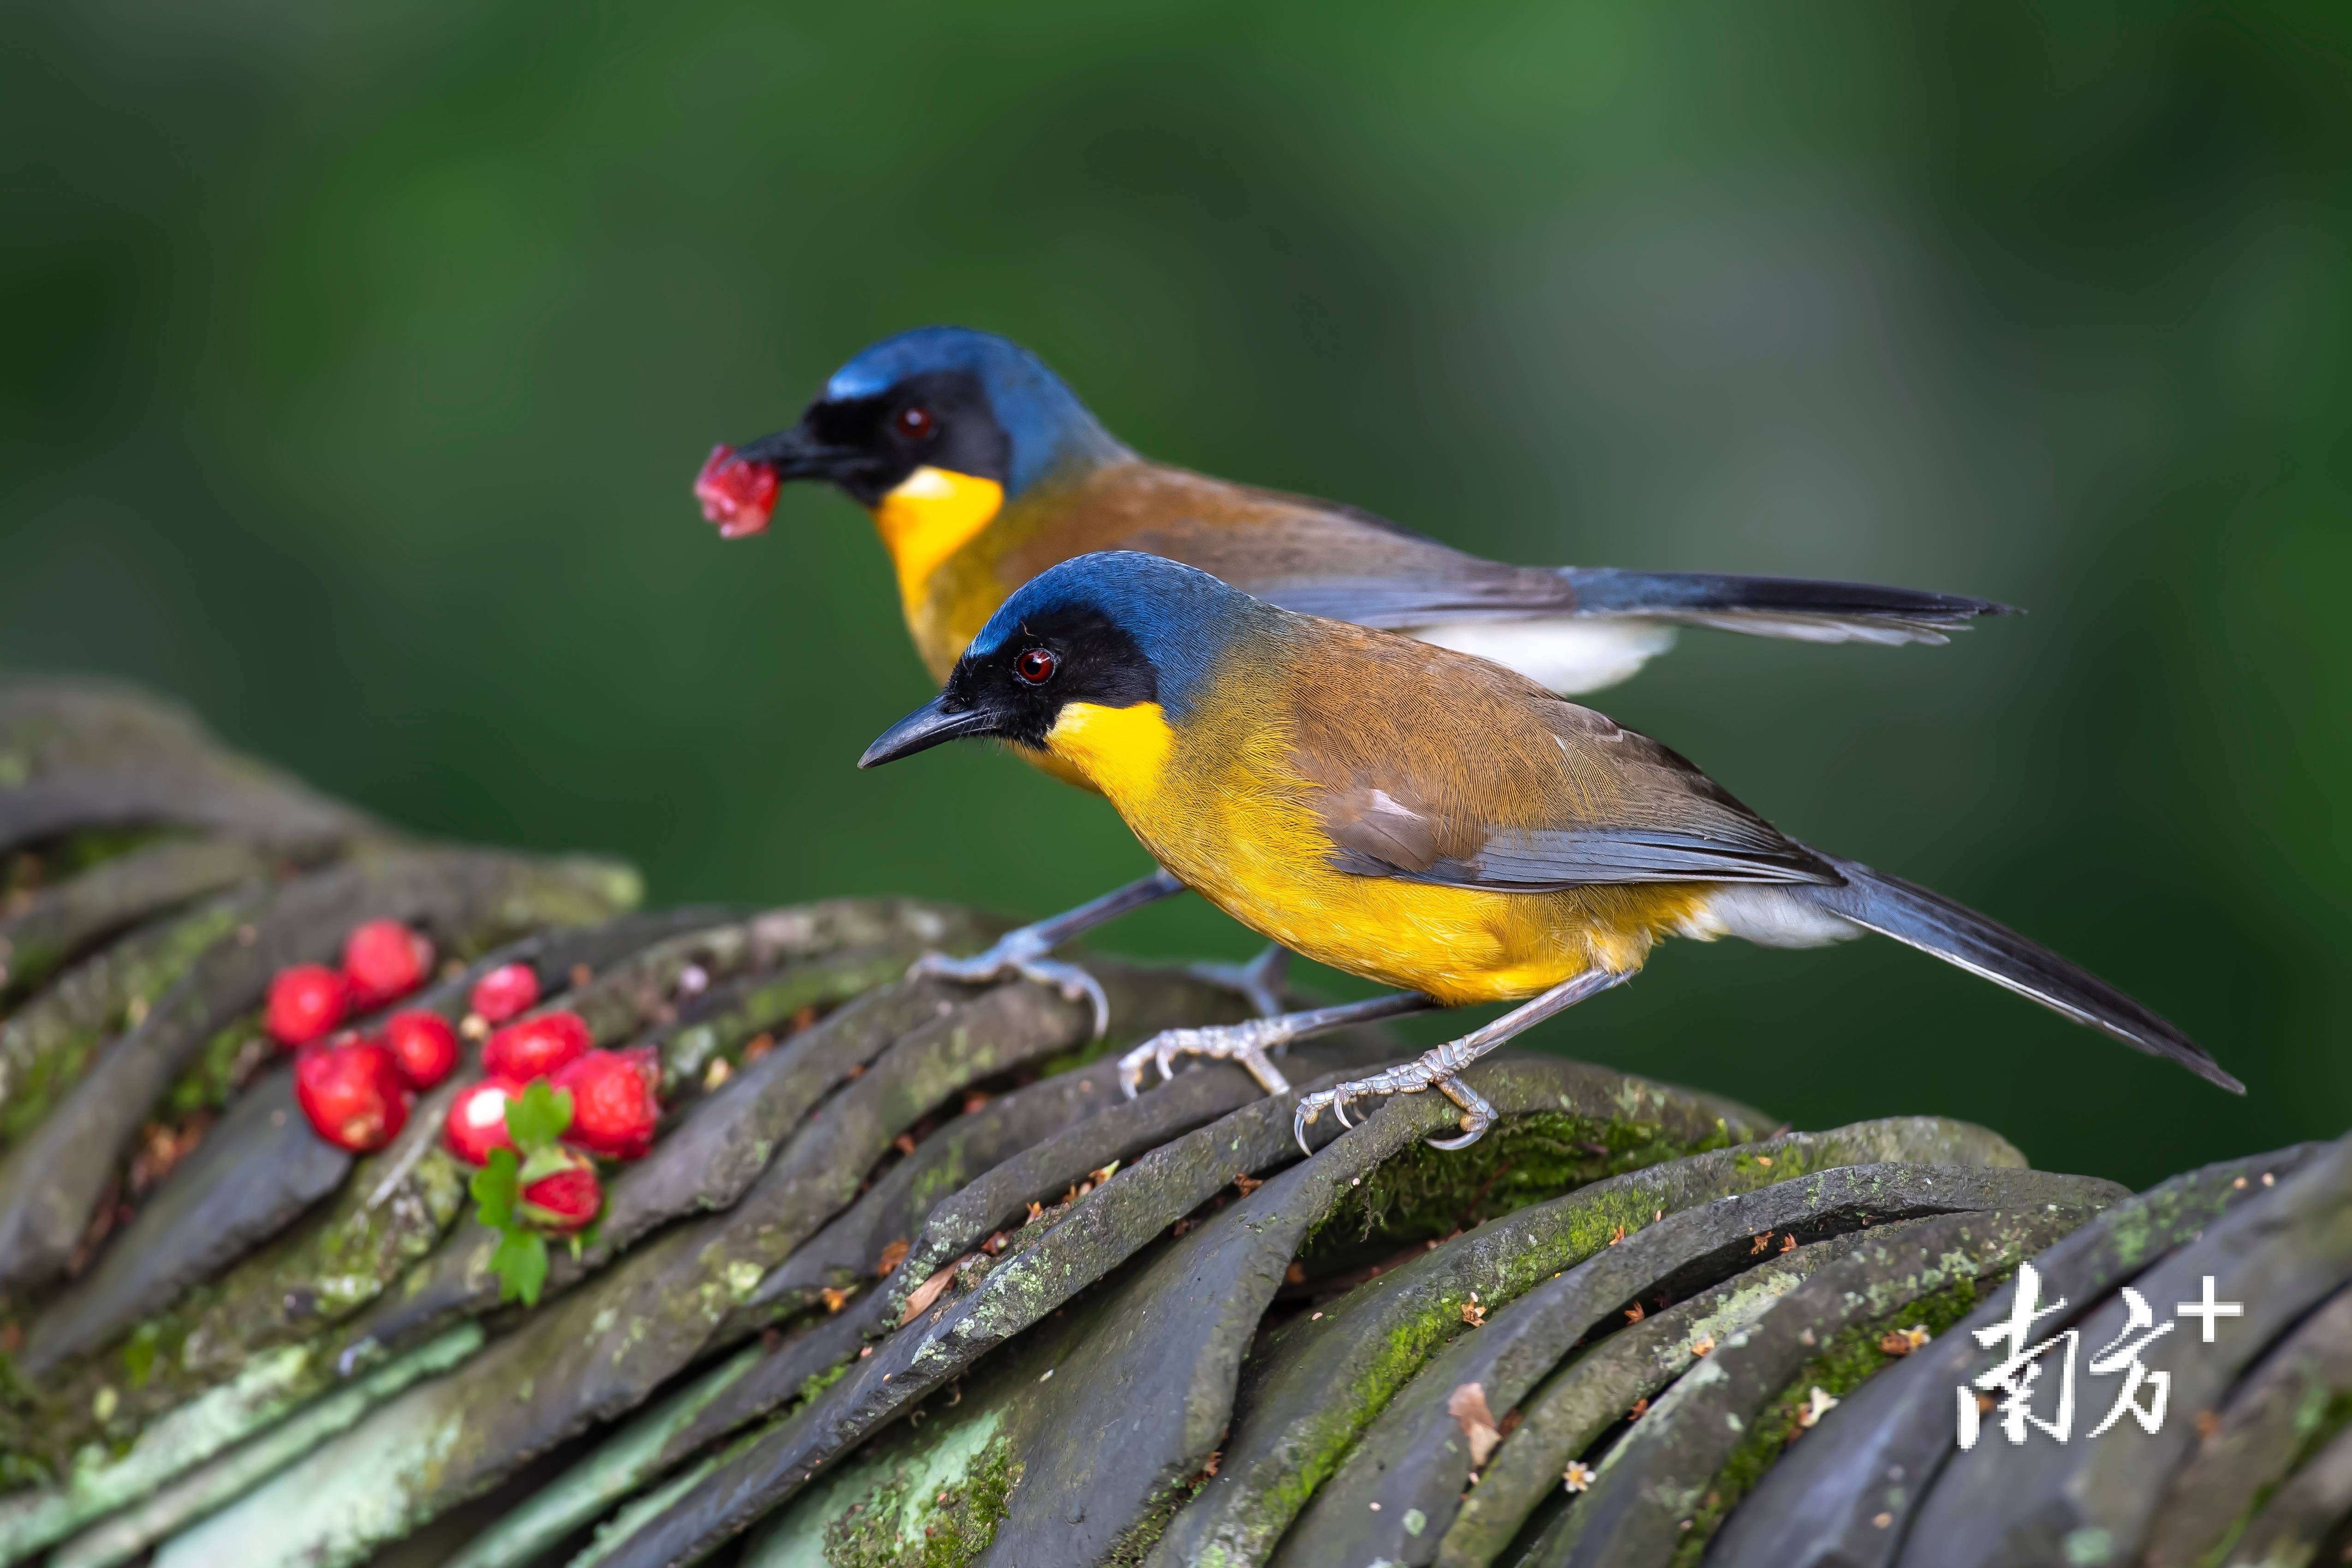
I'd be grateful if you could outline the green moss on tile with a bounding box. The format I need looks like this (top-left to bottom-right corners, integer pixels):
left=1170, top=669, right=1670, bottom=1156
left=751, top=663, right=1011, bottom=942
left=1310, top=1111, right=1736, bottom=1253
left=0, top=894, right=248, bottom=1145
left=1667, top=1275, right=1994, bottom=1566
left=799, top=1358, right=853, bottom=1407
left=818, top=1431, right=1023, bottom=1568
left=163, top=1012, right=265, bottom=1114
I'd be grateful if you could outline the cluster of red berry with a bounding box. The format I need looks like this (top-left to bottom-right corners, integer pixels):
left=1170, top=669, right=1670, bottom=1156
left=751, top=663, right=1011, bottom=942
left=261, top=933, right=664, bottom=1241
left=265, top=920, right=455, bottom=1154
left=438, top=970, right=662, bottom=1234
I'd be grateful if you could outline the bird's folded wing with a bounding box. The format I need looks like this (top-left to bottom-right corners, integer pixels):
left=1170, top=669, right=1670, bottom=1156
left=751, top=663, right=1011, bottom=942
left=1328, top=816, right=1839, bottom=890
left=1297, top=667, right=1839, bottom=892
left=1100, top=474, right=2010, bottom=646
left=1326, top=809, right=1834, bottom=893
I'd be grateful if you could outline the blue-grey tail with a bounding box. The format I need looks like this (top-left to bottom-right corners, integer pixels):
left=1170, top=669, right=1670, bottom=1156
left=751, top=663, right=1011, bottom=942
left=1560, top=567, right=2014, bottom=645
left=1794, top=849, right=2242, bottom=1093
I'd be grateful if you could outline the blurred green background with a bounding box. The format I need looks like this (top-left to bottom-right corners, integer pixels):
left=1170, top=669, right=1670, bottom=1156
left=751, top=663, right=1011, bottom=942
left=3, top=2, right=2346, bottom=1188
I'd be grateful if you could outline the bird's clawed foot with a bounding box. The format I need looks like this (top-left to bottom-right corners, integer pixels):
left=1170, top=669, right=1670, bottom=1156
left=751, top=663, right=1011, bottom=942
left=1120, top=989, right=1438, bottom=1115
left=909, top=929, right=1110, bottom=1040
left=1184, top=943, right=1292, bottom=1021
left=1116, top=1015, right=1298, bottom=1100
left=1292, top=1039, right=1497, bottom=1156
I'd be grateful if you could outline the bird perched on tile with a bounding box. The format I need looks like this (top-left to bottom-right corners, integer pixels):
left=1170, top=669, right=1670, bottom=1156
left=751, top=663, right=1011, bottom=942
left=699, top=327, right=2013, bottom=1022
left=857, top=551, right=2236, bottom=1150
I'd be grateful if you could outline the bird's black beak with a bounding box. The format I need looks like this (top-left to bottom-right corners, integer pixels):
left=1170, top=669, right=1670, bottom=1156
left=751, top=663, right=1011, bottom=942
left=697, top=411, right=896, bottom=537
left=859, top=694, right=1005, bottom=769
left=732, top=419, right=875, bottom=486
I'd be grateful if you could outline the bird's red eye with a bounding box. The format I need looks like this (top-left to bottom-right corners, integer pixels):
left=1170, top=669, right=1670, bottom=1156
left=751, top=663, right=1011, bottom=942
left=894, top=405, right=936, bottom=440
left=1015, top=647, right=1058, bottom=686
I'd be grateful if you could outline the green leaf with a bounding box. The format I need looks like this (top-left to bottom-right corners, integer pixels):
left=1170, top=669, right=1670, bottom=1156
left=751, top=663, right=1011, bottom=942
left=506, top=1080, right=573, bottom=1151
left=491, top=1228, right=550, bottom=1306
left=470, top=1147, right=519, bottom=1230
left=516, top=1144, right=578, bottom=1185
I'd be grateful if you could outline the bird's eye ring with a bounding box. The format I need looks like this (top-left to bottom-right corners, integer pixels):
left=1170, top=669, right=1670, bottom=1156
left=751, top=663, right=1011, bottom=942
left=1014, top=647, right=1058, bottom=686
left=893, top=404, right=937, bottom=440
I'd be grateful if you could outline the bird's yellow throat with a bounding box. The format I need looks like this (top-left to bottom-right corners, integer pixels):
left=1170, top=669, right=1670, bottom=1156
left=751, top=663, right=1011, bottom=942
left=1044, top=701, right=1173, bottom=805
left=868, top=467, right=1005, bottom=621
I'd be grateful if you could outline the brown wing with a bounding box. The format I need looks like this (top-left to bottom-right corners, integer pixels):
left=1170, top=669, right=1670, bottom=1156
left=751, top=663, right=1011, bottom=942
left=993, top=462, right=2005, bottom=641
left=993, top=462, right=1569, bottom=617
left=1277, top=623, right=1837, bottom=889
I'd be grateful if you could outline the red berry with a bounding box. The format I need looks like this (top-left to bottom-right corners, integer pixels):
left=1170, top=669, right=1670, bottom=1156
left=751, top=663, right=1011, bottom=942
left=694, top=444, right=780, bottom=538
left=384, top=1009, right=459, bottom=1090
left=444, top=1077, right=526, bottom=1165
left=343, top=920, right=433, bottom=1008
left=470, top=963, right=542, bottom=1025
left=267, top=964, right=351, bottom=1047
left=294, top=1038, right=410, bottom=1152
left=520, top=1156, right=602, bottom=1232
left=482, top=1010, right=592, bottom=1081
left=552, top=1048, right=662, bottom=1160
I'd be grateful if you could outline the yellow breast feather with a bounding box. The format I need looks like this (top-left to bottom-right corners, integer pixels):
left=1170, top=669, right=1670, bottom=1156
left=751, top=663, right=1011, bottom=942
left=1045, top=691, right=1705, bottom=1006
left=868, top=467, right=1005, bottom=664
left=1043, top=701, right=1175, bottom=808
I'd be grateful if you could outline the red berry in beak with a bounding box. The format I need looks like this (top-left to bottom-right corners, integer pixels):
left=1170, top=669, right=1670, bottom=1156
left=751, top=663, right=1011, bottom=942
left=483, top=1009, right=592, bottom=1081
left=344, top=919, right=434, bottom=1008
left=267, top=963, right=351, bottom=1047
left=694, top=444, right=779, bottom=538
left=552, top=1048, right=662, bottom=1160
left=520, top=1155, right=602, bottom=1232
left=384, top=1009, right=459, bottom=1090
left=294, top=1038, right=410, bottom=1152
left=444, top=1077, right=526, bottom=1165
left=470, top=963, right=541, bottom=1025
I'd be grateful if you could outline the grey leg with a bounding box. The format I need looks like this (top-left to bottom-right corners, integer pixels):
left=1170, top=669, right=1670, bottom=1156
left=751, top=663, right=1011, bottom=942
left=1293, top=966, right=1635, bottom=1155
left=1185, top=943, right=1292, bottom=1021
left=909, top=868, right=1186, bottom=1038
left=1117, top=991, right=1437, bottom=1101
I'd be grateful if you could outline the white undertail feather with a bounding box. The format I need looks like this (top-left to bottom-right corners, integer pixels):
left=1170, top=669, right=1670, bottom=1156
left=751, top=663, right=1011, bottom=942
left=1404, top=618, right=1679, bottom=695
left=1405, top=609, right=1954, bottom=696
left=1681, top=885, right=1863, bottom=949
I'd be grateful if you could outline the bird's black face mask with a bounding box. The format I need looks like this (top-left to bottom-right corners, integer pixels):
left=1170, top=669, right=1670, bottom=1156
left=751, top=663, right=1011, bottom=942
left=859, top=606, right=1157, bottom=768
left=735, top=370, right=1012, bottom=508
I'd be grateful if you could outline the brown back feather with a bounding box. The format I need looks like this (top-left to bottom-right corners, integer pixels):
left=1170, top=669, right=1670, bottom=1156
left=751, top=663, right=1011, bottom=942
left=1272, top=618, right=1827, bottom=885
left=992, top=461, right=1564, bottom=614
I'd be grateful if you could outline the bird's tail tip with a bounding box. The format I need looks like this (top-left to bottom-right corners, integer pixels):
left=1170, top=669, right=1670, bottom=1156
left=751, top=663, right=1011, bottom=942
left=1557, top=566, right=2020, bottom=630
left=1797, top=849, right=2239, bottom=1094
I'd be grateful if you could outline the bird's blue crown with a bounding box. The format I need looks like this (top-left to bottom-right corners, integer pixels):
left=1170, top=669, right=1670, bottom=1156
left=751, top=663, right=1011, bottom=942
left=970, top=552, right=1249, bottom=718
left=825, top=327, right=1128, bottom=498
